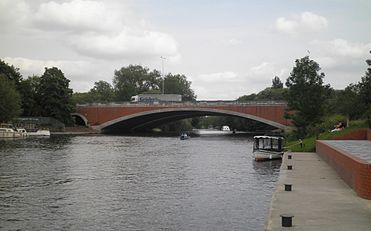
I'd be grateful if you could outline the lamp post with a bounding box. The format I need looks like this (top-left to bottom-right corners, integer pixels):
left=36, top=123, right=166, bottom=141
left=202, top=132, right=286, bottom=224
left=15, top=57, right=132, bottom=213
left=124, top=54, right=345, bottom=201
left=160, top=56, right=167, bottom=94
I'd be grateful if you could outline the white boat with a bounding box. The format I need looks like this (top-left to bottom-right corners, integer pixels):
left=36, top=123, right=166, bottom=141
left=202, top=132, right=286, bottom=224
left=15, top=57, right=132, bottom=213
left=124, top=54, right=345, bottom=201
left=16, top=128, right=28, bottom=137
left=27, top=129, right=51, bottom=136
left=253, top=135, right=284, bottom=161
left=180, top=132, right=190, bottom=140
left=0, top=128, right=21, bottom=138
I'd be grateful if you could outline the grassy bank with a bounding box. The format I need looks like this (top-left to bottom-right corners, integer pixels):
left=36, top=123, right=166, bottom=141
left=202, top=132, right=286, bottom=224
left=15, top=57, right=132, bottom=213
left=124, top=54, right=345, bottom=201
left=285, top=120, right=369, bottom=152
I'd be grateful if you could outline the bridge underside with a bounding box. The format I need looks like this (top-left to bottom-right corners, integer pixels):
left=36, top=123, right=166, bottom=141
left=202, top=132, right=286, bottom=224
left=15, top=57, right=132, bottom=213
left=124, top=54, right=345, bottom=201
left=93, top=108, right=288, bottom=134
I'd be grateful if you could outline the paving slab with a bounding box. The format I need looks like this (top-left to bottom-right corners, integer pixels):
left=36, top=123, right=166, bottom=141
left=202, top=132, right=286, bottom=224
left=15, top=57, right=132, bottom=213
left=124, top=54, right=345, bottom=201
left=265, top=152, right=371, bottom=231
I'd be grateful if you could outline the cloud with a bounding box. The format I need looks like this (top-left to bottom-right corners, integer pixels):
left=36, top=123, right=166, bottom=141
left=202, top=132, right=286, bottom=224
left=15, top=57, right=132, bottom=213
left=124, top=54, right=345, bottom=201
left=0, top=0, right=30, bottom=30
left=198, top=72, right=238, bottom=82
left=71, top=29, right=179, bottom=60
left=311, top=39, right=371, bottom=58
left=2, top=57, right=109, bottom=91
left=275, top=12, right=328, bottom=34
left=2, top=0, right=180, bottom=61
left=33, top=0, right=123, bottom=33
left=194, top=63, right=288, bottom=99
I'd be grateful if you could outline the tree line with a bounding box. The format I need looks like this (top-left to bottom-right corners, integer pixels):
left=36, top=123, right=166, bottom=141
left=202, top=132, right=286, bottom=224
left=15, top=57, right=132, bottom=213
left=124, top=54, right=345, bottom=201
left=1, top=53, right=370, bottom=135
left=0, top=62, right=196, bottom=126
left=73, top=65, right=196, bottom=104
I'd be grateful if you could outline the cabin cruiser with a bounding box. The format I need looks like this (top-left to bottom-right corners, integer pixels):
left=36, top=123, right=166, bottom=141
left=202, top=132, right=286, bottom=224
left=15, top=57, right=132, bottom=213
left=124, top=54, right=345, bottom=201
left=0, top=128, right=21, bottom=138
left=253, top=136, right=284, bottom=161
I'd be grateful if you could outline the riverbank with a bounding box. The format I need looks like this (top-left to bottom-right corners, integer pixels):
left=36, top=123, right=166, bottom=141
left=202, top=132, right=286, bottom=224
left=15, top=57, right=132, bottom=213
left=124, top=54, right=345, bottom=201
left=265, top=152, right=371, bottom=230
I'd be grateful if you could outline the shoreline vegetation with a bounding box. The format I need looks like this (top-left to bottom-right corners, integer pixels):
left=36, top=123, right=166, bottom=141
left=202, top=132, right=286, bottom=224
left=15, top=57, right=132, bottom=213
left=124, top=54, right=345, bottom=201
left=285, top=120, right=369, bottom=152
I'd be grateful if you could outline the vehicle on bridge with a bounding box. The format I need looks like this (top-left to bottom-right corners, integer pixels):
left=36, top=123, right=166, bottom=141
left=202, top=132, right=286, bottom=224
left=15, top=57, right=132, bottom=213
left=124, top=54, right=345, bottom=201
left=131, top=94, right=182, bottom=103
left=253, top=135, right=284, bottom=161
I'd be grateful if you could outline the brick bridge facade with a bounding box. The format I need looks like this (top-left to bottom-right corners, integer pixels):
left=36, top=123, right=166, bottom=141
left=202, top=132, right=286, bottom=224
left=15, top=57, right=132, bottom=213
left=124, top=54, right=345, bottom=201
left=74, top=102, right=291, bottom=133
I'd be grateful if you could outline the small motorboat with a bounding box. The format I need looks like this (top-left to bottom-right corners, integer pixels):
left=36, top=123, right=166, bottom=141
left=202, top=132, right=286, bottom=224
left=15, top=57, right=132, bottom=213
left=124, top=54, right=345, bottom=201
left=253, top=135, right=284, bottom=161
left=180, top=132, right=190, bottom=140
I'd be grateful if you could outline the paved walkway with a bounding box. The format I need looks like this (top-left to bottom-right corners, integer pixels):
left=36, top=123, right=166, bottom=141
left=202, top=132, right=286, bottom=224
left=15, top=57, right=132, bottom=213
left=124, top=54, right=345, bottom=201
left=265, top=152, right=371, bottom=231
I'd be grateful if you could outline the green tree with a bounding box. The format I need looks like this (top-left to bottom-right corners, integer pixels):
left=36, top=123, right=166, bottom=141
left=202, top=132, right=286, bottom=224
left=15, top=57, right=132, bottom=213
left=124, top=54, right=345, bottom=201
left=18, top=75, right=40, bottom=116
left=113, top=65, right=161, bottom=101
left=0, top=76, right=22, bottom=122
left=285, top=56, right=330, bottom=137
left=272, top=76, right=283, bottom=89
left=36, top=67, right=74, bottom=125
left=89, top=80, right=115, bottom=103
left=359, top=52, right=371, bottom=128
left=0, top=59, right=22, bottom=85
left=72, top=92, right=94, bottom=104
left=163, top=74, right=196, bottom=101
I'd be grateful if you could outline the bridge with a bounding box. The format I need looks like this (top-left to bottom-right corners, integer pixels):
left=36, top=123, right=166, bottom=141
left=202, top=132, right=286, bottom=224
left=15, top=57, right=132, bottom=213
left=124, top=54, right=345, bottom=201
left=74, top=101, right=291, bottom=133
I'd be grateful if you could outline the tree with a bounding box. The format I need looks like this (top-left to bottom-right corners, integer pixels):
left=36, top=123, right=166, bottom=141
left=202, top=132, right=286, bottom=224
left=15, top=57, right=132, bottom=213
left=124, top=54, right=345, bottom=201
left=89, top=80, right=115, bottom=103
left=285, top=56, right=330, bottom=137
left=36, top=67, right=74, bottom=125
left=163, top=74, right=196, bottom=101
left=113, top=65, right=161, bottom=101
left=0, top=59, right=22, bottom=85
left=272, top=76, right=283, bottom=89
left=0, top=76, right=22, bottom=122
left=18, top=75, right=40, bottom=116
left=359, top=52, right=371, bottom=128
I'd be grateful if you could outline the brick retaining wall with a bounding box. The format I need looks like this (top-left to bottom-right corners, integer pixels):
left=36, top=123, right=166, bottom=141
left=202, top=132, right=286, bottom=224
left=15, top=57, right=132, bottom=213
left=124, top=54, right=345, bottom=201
left=316, top=141, right=371, bottom=200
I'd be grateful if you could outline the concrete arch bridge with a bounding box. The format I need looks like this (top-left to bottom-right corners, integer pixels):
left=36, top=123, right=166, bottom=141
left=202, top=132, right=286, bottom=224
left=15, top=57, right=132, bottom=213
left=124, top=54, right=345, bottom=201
left=74, top=101, right=291, bottom=133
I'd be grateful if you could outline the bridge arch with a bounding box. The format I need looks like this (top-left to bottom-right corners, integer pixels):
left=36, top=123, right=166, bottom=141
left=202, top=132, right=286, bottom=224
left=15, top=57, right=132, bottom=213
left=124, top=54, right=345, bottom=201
left=71, top=113, right=88, bottom=126
left=96, top=107, right=288, bottom=133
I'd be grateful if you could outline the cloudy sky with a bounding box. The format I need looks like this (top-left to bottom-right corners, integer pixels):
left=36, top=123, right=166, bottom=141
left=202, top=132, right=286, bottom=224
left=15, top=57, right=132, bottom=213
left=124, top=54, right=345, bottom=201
left=1, top=0, right=371, bottom=99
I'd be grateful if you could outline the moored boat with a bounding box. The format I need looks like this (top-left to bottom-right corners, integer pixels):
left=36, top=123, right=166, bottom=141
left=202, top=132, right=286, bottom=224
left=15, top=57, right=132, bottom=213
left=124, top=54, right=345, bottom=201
left=180, top=132, right=190, bottom=140
left=27, top=129, right=51, bottom=137
left=253, top=135, right=284, bottom=161
left=16, top=128, right=28, bottom=137
left=0, top=128, right=22, bottom=138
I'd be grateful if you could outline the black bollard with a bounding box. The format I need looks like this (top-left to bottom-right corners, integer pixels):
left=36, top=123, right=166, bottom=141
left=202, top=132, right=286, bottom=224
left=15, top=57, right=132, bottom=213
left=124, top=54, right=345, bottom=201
left=281, top=214, right=294, bottom=227
left=284, top=184, right=292, bottom=191
left=287, top=165, right=292, bottom=170
left=288, top=154, right=292, bottom=159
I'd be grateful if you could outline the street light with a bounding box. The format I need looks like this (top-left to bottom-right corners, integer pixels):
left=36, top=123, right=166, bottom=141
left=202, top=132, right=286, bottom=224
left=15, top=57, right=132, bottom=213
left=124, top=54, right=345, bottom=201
left=160, top=56, right=166, bottom=94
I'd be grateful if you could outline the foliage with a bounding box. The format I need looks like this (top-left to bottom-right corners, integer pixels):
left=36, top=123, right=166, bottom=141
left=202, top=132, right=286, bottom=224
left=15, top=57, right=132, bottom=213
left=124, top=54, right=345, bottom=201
left=0, top=76, right=22, bottom=122
left=272, top=76, right=283, bottom=88
left=164, top=74, right=196, bottom=101
left=72, top=92, right=94, bottom=104
left=285, top=56, right=330, bottom=138
left=0, top=59, right=22, bottom=85
left=359, top=54, right=371, bottom=128
left=17, top=75, right=40, bottom=116
left=237, top=88, right=287, bottom=102
left=192, top=115, right=275, bottom=132
left=36, top=67, right=74, bottom=125
left=113, top=65, right=161, bottom=101
left=285, top=120, right=368, bottom=152
left=89, top=80, right=115, bottom=103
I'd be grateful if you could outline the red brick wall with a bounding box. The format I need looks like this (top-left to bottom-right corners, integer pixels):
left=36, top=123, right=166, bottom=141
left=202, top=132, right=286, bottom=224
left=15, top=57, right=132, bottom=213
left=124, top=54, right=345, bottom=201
left=316, top=141, right=371, bottom=200
left=368, top=129, right=371, bottom=141
left=77, top=104, right=291, bottom=127
left=334, top=129, right=367, bottom=140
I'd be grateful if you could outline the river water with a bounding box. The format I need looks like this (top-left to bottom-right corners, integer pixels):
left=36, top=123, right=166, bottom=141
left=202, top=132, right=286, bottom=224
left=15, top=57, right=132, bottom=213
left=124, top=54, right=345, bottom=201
left=0, top=135, right=281, bottom=231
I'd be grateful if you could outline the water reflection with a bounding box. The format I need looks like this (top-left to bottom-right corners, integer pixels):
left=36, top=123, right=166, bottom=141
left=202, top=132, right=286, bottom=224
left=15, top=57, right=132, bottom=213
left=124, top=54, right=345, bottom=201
left=0, top=135, right=281, bottom=231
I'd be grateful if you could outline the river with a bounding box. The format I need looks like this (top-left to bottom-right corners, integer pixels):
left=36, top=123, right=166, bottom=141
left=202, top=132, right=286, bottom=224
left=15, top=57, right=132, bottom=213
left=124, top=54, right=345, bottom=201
left=0, top=135, right=281, bottom=231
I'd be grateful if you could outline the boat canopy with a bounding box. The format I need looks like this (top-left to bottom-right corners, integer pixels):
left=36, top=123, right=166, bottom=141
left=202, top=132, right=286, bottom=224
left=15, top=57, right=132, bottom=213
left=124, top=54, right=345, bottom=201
left=253, top=136, right=284, bottom=152
left=253, top=135, right=284, bottom=140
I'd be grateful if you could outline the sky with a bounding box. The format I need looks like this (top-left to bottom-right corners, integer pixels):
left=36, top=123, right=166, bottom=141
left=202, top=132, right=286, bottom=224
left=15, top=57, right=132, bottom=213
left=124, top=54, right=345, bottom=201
left=1, top=0, right=371, bottom=100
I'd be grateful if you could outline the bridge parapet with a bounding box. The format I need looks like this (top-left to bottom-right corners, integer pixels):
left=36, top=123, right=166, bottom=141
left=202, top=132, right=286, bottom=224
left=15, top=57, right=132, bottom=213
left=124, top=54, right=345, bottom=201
left=77, top=100, right=287, bottom=108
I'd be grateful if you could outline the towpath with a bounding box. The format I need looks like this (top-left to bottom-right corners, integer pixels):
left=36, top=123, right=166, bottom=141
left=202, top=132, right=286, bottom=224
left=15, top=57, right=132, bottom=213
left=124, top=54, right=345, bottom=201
left=265, top=152, right=371, bottom=230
